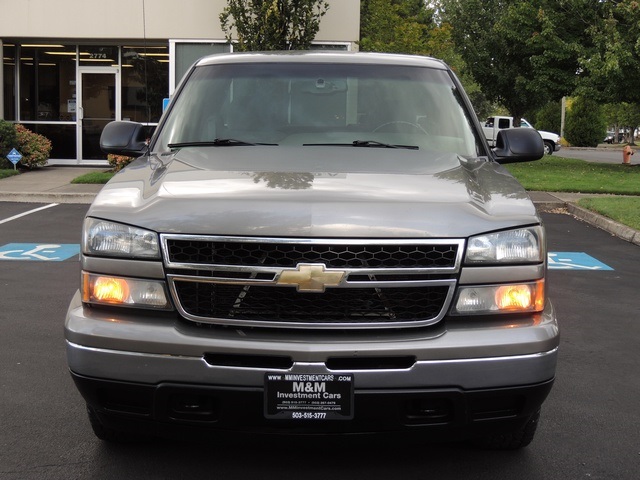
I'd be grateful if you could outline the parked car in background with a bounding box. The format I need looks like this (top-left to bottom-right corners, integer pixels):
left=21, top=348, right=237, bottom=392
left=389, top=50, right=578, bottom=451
left=604, top=132, right=625, bottom=144
left=483, top=116, right=561, bottom=155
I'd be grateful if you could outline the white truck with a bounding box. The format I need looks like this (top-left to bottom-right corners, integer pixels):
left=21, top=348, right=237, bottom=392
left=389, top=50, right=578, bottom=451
left=483, top=116, right=561, bottom=155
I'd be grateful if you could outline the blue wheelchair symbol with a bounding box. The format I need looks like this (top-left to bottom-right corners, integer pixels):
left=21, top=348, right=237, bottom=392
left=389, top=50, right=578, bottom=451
left=0, top=243, right=80, bottom=261
left=548, top=252, right=613, bottom=270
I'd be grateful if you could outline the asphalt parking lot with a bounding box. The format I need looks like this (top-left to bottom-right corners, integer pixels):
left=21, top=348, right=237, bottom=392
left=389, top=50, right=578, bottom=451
left=0, top=202, right=639, bottom=479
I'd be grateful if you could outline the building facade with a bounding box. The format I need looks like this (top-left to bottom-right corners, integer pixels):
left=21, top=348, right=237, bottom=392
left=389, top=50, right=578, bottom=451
left=1, top=0, right=360, bottom=164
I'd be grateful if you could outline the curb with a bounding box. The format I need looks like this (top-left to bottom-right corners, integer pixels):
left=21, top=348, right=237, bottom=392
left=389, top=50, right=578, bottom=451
left=566, top=203, right=640, bottom=247
left=0, top=192, right=96, bottom=204
left=534, top=202, right=568, bottom=213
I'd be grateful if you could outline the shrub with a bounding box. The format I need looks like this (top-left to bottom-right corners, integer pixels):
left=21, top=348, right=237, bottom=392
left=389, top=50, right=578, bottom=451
left=107, top=154, right=135, bottom=172
left=15, top=124, right=52, bottom=169
left=564, top=97, right=607, bottom=147
left=533, top=102, right=562, bottom=134
left=0, top=120, right=18, bottom=169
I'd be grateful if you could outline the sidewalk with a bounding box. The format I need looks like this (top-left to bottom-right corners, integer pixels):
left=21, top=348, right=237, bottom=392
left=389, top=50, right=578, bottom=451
left=0, top=166, right=104, bottom=204
left=1, top=165, right=639, bottom=246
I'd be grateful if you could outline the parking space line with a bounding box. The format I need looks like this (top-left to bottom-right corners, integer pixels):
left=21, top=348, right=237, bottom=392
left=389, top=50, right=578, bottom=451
left=0, top=203, right=60, bottom=225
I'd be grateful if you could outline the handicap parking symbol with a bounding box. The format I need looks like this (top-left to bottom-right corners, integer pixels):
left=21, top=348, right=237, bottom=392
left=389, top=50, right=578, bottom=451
left=0, top=243, right=80, bottom=261
left=548, top=252, right=613, bottom=271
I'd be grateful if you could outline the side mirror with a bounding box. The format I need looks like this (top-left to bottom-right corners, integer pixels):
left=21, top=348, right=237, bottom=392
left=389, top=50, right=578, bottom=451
left=100, top=121, right=148, bottom=157
left=493, top=128, right=544, bottom=163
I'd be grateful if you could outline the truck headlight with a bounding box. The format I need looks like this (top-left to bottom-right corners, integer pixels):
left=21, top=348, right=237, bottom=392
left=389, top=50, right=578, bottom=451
left=83, top=218, right=160, bottom=259
left=465, top=226, right=544, bottom=264
left=452, top=280, right=545, bottom=315
left=82, top=272, right=171, bottom=309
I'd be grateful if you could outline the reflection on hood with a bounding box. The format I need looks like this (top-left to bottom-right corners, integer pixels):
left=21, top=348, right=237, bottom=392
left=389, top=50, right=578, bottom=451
left=89, top=146, right=537, bottom=238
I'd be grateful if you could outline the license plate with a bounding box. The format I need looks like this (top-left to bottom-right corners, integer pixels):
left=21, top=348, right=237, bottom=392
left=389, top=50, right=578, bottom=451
left=264, top=373, right=354, bottom=420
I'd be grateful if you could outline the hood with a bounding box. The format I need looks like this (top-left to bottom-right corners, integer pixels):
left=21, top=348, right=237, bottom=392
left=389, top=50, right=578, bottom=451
left=88, top=146, right=538, bottom=238
left=538, top=130, right=560, bottom=141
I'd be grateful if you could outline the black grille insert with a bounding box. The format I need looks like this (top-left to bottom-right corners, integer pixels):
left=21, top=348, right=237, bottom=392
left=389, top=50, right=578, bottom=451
left=174, top=282, right=449, bottom=324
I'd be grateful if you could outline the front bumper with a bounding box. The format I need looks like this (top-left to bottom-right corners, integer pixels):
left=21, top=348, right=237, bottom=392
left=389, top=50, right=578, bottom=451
left=72, top=372, right=554, bottom=438
left=67, top=340, right=558, bottom=392
left=65, top=290, right=558, bottom=389
left=65, top=289, right=558, bottom=437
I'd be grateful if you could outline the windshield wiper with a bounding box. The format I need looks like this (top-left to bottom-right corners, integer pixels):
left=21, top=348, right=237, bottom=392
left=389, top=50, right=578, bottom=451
left=352, top=140, right=418, bottom=149
left=303, top=140, right=418, bottom=150
left=168, top=139, right=277, bottom=148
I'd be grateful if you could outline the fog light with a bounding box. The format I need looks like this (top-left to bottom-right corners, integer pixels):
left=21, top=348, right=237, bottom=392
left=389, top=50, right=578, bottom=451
left=495, top=285, right=533, bottom=310
left=452, top=280, right=544, bottom=315
left=93, top=277, right=130, bottom=304
left=82, top=272, right=171, bottom=309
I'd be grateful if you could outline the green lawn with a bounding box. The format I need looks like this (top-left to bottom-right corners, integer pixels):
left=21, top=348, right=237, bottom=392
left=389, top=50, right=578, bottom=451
left=68, top=156, right=640, bottom=195
left=0, top=169, right=20, bottom=180
left=70, top=171, right=114, bottom=184
left=505, top=156, right=640, bottom=231
left=576, top=196, right=640, bottom=231
left=504, top=156, right=640, bottom=195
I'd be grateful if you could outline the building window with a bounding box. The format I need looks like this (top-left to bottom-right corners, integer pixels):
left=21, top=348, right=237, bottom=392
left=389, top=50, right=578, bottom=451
left=29, top=124, right=77, bottom=160
left=310, top=43, right=350, bottom=51
left=18, top=44, right=77, bottom=122
left=3, top=44, right=16, bottom=120
left=122, top=46, right=169, bottom=123
left=173, top=42, right=231, bottom=90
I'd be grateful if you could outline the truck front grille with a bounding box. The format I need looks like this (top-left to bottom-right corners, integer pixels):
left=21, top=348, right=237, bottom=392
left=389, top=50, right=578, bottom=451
left=161, top=235, right=463, bottom=330
left=165, top=238, right=459, bottom=269
left=174, top=282, right=450, bottom=324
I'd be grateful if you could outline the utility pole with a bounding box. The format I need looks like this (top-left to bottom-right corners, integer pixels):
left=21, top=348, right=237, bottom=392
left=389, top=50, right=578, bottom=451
left=560, top=97, right=566, bottom=139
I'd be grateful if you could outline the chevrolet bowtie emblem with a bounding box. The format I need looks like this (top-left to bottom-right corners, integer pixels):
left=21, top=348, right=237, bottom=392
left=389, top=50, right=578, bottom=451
left=277, top=263, right=345, bottom=293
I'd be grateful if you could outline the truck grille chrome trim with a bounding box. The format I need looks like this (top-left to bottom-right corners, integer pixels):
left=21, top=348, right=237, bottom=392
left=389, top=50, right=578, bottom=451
left=161, top=235, right=464, bottom=272
left=161, top=235, right=464, bottom=329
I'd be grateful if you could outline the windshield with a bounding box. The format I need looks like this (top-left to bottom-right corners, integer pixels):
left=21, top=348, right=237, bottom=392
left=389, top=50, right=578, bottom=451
left=153, top=62, right=482, bottom=157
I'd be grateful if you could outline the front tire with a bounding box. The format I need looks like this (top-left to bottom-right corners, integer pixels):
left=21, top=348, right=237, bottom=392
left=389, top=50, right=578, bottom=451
left=543, top=141, right=554, bottom=155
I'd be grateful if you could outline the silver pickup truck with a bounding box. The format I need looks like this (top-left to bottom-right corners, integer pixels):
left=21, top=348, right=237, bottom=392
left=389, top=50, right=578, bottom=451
left=65, top=52, right=559, bottom=449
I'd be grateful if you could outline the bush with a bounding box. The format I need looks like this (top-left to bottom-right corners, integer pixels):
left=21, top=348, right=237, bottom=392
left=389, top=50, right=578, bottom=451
left=533, top=102, right=562, bottom=134
left=0, top=120, right=18, bottom=169
left=15, top=124, right=52, bottom=169
left=564, top=97, right=607, bottom=147
left=107, top=154, right=135, bottom=172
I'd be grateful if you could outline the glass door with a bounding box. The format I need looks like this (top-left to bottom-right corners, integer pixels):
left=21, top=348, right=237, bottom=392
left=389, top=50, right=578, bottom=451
left=78, top=67, right=120, bottom=162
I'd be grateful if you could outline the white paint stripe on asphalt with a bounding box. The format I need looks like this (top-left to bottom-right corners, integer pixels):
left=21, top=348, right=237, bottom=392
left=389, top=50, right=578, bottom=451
left=0, top=203, right=60, bottom=225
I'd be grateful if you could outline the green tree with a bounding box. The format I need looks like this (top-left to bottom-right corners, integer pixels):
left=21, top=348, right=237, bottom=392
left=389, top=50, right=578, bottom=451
left=579, top=1, right=640, bottom=105
left=426, top=21, right=499, bottom=120
left=565, top=96, right=607, bottom=147
left=439, top=0, right=590, bottom=126
left=360, top=0, right=434, bottom=54
left=618, top=103, right=640, bottom=145
left=359, top=2, right=496, bottom=118
left=532, top=101, right=562, bottom=134
left=220, top=0, right=329, bottom=51
left=602, top=103, right=624, bottom=139
left=601, top=103, right=640, bottom=144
